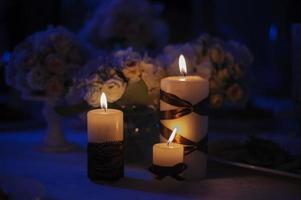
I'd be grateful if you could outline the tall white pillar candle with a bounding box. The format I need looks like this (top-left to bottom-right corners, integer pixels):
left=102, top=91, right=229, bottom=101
left=160, top=55, right=209, bottom=180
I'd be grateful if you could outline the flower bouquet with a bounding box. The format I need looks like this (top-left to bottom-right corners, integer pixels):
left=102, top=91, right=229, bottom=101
left=5, top=26, right=88, bottom=152
left=67, top=48, right=165, bottom=162
left=80, top=0, right=168, bottom=52
left=68, top=48, right=165, bottom=108
left=159, top=34, right=253, bottom=109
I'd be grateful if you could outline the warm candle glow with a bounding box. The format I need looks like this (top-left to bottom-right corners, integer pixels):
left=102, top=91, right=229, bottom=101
left=153, top=127, right=183, bottom=166
left=179, top=54, right=187, bottom=76
left=100, top=92, right=108, bottom=111
left=167, top=128, right=177, bottom=146
left=160, top=54, right=209, bottom=179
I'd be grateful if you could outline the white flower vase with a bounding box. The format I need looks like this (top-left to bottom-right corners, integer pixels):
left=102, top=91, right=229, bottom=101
left=41, top=99, right=77, bottom=152
left=24, top=95, right=78, bottom=152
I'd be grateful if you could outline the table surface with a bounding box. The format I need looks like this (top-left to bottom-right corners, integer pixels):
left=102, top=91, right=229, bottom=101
left=0, top=129, right=301, bottom=200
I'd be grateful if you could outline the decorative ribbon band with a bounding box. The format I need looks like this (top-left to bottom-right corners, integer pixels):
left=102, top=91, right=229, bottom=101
left=160, top=90, right=209, bottom=120
left=149, top=163, right=188, bottom=181
left=160, top=124, right=208, bottom=155
left=160, top=89, right=209, bottom=155
left=87, top=141, right=124, bottom=181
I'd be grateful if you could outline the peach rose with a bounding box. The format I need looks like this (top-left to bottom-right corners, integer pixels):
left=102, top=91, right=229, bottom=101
left=226, top=84, right=244, bottom=102
left=122, top=64, right=141, bottom=83
left=209, top=78, right=224, bottom=92
left=232, top=64, right=245, bottom=78
left=210, top=79, right=218, bottom=91
left=102, top=77, right=126, bottom=103
left=210, top=94, right=224, bottom=108
left=217, top=68, right=230, bottom=80
left=208, top=46, right=225, bottom=64
left=196, top=57, right=213, bottom=80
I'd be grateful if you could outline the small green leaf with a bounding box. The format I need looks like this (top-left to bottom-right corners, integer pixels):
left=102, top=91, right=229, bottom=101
left=117, top=80, right=149, bottom=106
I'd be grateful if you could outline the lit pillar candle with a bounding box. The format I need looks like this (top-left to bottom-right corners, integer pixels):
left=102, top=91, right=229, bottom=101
left=87, top=93, right=123, bottom=143
left=153, top=128, right=184, bottom=167
left=87, top=93, right=124, bottom=181
left=160, top=55, right=209, bottom=180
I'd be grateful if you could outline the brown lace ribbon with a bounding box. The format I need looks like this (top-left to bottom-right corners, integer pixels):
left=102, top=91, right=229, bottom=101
left=160, top=90, right=209, bottom=120
left=87, top=141, right=124, bottom=181
left=160, top=90, right=208, bottom=155
left=149, top=163, right=188, bottom=181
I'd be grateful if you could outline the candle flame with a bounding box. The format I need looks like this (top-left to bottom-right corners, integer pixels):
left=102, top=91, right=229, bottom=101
left=100, top=92, right=108, bottom=111
left=167, top=128, right=177, bottom=146
left=179, top=54, right=187, bottom=76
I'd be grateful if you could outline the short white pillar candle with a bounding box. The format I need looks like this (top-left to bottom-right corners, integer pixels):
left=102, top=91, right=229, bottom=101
left=153, top=128, right=184, bottom=167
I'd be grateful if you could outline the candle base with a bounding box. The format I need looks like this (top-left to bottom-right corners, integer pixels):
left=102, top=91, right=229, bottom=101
left=87, top=141, right=124, bottom=181
left=148, top=163, right=187, bottom=181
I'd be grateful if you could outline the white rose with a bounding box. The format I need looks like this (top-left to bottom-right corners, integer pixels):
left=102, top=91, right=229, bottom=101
left=195, top=57, right=213, bottom=80
left=84, top=83, right=102, bottom=107
left=101, top=77, right=126, bottom=103
left=140, top=61, right=166, bottom=106
left=122, top=64, right=141, bottom=83
left=85, top=74, right=103, bottom=85
left=140, top=61, right=164, bottom=91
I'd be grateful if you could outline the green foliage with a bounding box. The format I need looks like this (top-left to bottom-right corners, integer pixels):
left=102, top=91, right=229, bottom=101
left=117, top=80, right=149, bottom=106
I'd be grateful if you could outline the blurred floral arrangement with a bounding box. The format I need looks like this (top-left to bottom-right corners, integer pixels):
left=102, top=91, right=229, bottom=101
left=80, top=0, right=168, bottom=52
left=67, top=48, right=165, bottom=110
left=4, top=0, right=253, bottom=111
left=5, top=26, right=88, bottom=98
left=67, top=33, right=252, bottom=112
left=159, top=34, right=253, bottom=109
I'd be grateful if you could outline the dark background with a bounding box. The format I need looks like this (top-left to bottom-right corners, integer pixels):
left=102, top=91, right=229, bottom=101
left=0, top=0, right=301, bottom=126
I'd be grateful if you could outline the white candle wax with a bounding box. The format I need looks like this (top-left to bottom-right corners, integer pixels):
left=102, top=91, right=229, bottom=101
left=160, top=75, right=209, bottom=180
left=160, top=76, right=209, bottom=141
left=87, top=109, right=123, bottom=143
left=153, top=143, right=184, bottom=167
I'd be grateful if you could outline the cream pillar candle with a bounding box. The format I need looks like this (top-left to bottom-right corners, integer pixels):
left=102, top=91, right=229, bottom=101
left=160, top=55, right=209, bottom=180
left=153, top=143, right=184, bottom=166
left=153, top=128, right=184, bottom=167
left=87, top=93, right=124, bottom=181
left=87, top=93, right=123, bottom=143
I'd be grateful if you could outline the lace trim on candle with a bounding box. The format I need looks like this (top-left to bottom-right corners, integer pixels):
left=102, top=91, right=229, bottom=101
left=149, top=163, right=188, bottom=180
left=87, top=141, right=124, bottom=181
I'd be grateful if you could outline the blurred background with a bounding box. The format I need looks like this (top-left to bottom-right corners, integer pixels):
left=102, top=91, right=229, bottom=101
left=1, top=1, right=301, bottom=198
left=0, top=0, right=301, bottom=129
left=0, top=0, right=300, bottom=140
